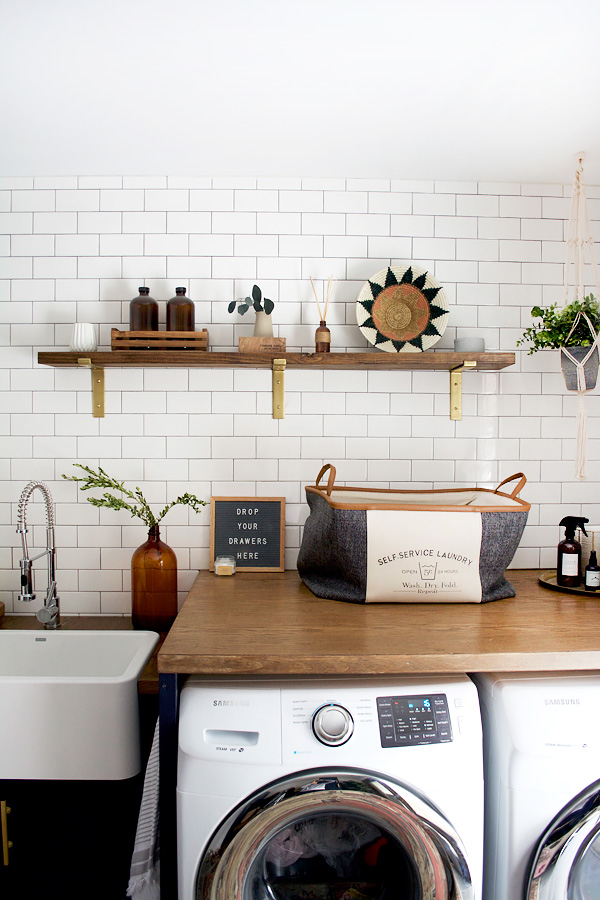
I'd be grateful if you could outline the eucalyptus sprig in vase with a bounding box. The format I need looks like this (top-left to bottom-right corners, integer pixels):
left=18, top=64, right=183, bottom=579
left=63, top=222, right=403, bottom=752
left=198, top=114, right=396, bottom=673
left=63, top=464, right=207, bottom=633
left=228, top=284, right=275, bottom=336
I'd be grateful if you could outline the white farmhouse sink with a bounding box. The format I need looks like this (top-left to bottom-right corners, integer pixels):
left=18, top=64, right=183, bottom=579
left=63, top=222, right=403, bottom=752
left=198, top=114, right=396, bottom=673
left=0, top=630, right=158, bottom=780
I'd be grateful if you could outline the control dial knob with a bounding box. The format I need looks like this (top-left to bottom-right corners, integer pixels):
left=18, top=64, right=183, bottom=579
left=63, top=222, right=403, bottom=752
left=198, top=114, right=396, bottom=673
left=312, top=703, right=354, bottom=746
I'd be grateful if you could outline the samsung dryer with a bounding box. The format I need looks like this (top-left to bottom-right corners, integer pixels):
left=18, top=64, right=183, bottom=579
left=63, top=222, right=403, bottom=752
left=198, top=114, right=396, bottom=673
left=177, top=674, right=484, bottom=900
left=473, top=671, right=600, bottom=900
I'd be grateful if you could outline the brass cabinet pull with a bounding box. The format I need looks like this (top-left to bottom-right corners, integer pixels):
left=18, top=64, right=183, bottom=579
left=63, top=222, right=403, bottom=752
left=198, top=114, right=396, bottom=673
left=1, top=800, right=11, bottom=865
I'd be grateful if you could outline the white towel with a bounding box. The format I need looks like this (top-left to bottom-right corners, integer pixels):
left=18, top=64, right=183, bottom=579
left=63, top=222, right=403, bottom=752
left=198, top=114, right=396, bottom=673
left=127, top=719, right=160, bottom=900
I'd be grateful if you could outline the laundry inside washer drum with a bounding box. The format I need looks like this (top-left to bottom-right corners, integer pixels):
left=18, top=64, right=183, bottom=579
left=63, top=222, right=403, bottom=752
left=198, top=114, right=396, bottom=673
left=249, top=811, right=423, bottom=899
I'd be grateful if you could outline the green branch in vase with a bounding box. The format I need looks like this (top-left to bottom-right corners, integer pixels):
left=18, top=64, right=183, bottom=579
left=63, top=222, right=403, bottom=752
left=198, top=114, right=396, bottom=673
left=62, top=464, right=207, bottom=528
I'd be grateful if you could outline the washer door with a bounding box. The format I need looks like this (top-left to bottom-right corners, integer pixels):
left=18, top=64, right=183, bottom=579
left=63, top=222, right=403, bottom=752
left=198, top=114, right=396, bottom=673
left=526, top=780, right=600, bottom=900
left=195, top=769, right=474, bottom=900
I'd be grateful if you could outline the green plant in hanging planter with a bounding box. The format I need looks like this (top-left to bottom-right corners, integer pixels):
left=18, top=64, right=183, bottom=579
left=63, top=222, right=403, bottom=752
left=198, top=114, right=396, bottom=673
left=228, top=284, right=274, bottom=317
left=62, top=464, right=206, bottom=526
left=517, top=294, right=600, bottom=354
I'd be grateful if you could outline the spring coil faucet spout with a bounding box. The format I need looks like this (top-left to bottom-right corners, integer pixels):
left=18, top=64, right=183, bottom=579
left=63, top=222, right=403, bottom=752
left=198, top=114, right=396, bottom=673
left=16, top=481, right=60, bottom=628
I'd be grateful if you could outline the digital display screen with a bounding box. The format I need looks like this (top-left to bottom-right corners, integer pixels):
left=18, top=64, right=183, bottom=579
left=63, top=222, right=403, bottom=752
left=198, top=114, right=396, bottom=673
left=376, top=693, right=452, bottom=747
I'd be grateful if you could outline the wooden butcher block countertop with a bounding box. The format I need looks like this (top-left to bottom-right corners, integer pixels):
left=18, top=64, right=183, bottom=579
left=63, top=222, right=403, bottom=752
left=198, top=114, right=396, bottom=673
left=158, top=569, right=600, bottom=676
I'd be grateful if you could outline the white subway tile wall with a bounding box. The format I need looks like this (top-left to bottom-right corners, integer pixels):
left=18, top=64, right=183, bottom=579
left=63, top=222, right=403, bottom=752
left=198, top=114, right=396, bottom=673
left=1, top=176, right=599, bottom=615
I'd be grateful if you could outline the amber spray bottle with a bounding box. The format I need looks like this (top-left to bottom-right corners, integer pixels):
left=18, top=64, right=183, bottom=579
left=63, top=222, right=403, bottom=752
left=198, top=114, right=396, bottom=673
left=557, top=516, right=589, bottom=587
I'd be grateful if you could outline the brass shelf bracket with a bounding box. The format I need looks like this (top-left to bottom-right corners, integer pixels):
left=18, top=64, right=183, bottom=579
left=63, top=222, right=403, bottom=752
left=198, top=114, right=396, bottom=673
left=272, top=358, right=286, bottom=419
left=450, top=360, right=477, bottom=420
left=78, top=358, right=105, bottom=418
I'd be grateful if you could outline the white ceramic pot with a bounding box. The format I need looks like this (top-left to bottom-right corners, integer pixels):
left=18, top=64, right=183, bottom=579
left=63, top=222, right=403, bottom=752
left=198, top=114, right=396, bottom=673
left=253, top=311, right=273, bottom=338
left=69, top=323, right=98, bottom=352
left=454, top=337, right=485, bottom=352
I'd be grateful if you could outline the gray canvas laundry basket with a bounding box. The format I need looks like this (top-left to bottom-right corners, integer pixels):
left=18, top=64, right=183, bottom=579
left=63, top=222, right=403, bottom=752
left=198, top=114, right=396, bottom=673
left=297, top=464, right=530, bottom=604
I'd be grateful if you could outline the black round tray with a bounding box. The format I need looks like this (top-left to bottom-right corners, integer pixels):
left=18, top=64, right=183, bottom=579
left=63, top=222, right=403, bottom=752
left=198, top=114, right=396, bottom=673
left=538, top=570, right=600, bottom=596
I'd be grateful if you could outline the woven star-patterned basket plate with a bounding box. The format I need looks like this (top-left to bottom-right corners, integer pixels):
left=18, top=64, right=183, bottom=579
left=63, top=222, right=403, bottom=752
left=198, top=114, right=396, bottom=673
left=356, top=264, right=449, bottom=352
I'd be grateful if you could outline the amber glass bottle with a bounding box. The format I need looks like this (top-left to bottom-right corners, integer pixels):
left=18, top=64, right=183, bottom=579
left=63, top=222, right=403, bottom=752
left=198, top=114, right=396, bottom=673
left=129, top=287, right=158, bottom=332
left=315, top=320, right=331, bottom=352
left=167, top=286, right=195, bottom=332
left=131, top=525, right=178, bottom=633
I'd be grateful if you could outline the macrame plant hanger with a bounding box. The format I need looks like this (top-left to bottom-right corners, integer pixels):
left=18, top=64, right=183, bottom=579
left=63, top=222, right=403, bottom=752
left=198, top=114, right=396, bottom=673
left=561, top=153, right=600, bottom=479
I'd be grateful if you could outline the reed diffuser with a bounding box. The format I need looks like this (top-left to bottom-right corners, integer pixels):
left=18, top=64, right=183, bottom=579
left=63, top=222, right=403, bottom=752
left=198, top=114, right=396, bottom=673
left=310, top=275, right=335, bottom=352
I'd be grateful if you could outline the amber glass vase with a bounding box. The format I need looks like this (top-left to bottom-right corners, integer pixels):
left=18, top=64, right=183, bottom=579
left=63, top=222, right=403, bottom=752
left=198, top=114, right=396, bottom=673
left=131, top=525, right=178, bottom=633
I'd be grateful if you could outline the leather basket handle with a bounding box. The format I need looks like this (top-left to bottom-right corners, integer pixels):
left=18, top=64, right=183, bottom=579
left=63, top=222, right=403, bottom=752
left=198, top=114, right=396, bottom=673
left=316, top=463, right=336, bottom=495
left=494, top=472, right=527, bottom=499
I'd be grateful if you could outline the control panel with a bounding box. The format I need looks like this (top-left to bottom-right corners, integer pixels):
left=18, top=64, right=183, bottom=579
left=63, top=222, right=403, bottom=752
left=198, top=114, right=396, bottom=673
left=376, top=693, right=452, bottom=747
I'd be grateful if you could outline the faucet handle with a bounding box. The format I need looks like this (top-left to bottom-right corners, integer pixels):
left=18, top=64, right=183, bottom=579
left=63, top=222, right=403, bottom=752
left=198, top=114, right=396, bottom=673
left=36, top=605, right=59, bottom=626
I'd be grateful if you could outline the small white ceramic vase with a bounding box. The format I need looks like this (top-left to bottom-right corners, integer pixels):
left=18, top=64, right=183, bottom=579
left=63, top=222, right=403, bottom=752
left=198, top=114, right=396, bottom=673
left=69, top=323, right=98, bottom=352
left=253, top=311, right=273, bottom=338
left=454, top=337, right=485, bottom=352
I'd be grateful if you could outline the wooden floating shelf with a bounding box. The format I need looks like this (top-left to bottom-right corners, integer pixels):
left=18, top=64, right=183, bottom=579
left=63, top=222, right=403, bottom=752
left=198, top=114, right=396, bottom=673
left=37, top=350, right=515, bottom=421
left=38, top=350, right=515, bottom=370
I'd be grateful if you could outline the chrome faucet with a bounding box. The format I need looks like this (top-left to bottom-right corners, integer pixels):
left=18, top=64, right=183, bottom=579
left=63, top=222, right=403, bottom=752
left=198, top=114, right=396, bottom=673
left=16, top=481, right=60, bottom=628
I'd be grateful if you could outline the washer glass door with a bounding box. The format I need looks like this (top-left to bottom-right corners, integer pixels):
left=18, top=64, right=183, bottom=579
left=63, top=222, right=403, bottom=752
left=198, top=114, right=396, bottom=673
left=195, top=770, right=474, bottom=900
left=570, top=830, right=600, bottom=900
left=527, top=781, right=600, bottom=900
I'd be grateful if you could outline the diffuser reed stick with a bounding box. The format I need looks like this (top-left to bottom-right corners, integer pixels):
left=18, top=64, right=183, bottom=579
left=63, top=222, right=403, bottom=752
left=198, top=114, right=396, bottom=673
left=310, top=275, right=335, bottom=321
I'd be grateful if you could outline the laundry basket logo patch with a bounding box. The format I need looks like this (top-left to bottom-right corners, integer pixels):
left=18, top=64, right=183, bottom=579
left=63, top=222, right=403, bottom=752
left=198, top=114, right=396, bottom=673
left=419, top=562, right=437, bottom=581
left=366, top=510, right=483, bottom=603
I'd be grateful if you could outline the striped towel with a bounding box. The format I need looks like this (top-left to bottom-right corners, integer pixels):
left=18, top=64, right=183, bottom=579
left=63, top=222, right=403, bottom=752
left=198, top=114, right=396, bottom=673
left=127, top=719, right=160, bottom=900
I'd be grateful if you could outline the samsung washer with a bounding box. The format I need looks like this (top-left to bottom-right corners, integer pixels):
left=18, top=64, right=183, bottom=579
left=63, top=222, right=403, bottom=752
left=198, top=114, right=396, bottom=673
left=473, top=671, right=600, bottom=900
left=177, top=674, right=484, bottom=899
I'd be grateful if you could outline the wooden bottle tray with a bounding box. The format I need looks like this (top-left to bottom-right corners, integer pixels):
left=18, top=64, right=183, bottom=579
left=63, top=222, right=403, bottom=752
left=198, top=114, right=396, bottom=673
left=111, top=328, right=208, bottom=350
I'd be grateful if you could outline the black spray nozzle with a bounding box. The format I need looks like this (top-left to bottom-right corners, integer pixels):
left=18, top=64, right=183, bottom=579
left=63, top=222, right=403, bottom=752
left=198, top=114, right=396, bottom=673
left=560, top=516, right=589, bottom=539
